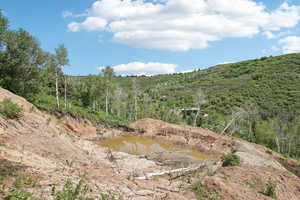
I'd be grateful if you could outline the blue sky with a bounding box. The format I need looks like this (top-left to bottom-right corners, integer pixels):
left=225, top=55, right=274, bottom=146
left=1, top=0, right=300, bottom=76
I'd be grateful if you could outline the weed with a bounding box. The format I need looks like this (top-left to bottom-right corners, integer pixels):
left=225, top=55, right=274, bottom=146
left=29, top=106, right=35, bottom=113
left=192, top=181, right=221, bottom=200
left=53, top=180, right=118, bottom=200
left=246, top=181, right=256, bottom=189
left=266, top=149, right=272, bottom=155
left=4, top=189, right=42, bottom=200
left=221, top=153, right=240, bottom=167
left=46, top=117, right=51, bottom=125
left=263, top=181, right=277, bottom=199
left=0, top=98, right=23, bottom=119
left=205, top=169, right=214, bottom=177
left=13, top=178, right=22, bottom=189
left=65, top=160, right=74, bottom=168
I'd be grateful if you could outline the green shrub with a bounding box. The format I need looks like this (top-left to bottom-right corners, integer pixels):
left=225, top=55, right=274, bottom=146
left=263, top=181, right=277, bottom=199
left=0, top=98, right=23, bottom=119
left=53, top=180, right=118, bottom=200
left=192, top=182, right=220, bottom=200
left=4, top=189, right=41, bottom=200
left=221, top=153, right=240, bottom=167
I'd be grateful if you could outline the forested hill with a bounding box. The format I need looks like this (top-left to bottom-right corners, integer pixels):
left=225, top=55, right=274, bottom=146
left=120, top=53, right=300, bottom=117
left=115, top=54, right=300, bottom=158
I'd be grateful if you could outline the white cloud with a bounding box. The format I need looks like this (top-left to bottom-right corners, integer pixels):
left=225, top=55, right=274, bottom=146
left=62, top=11, right=87, bottom=18
left=271, top=45, right=280, bottom=52
left=98, top=62, right=177, bottom=75
left=263, top=31, right=276, bottom=39
left=180, top=69, right=194, bottom=73
left=279, top=36, right=300, bottom=54
left=68, top=0, right=300, bottom=51
left=68, top=17, right=107, bottom=32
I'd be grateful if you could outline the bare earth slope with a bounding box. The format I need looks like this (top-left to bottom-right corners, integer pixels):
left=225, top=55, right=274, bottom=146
left=0, top=88, right=300, bottom=200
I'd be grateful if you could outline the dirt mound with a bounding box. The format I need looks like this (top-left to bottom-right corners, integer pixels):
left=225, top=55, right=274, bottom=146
left=202, top=165, right=300, bottom=200
left=129, top=119, right=289, bottom=170
left=0, top=88, right=193, bottom=199
left=64, top=121, right=97, bottom=139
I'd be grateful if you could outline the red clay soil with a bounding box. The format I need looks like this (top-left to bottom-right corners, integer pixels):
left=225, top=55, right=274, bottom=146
left=64, top=121, right=97, bottom=139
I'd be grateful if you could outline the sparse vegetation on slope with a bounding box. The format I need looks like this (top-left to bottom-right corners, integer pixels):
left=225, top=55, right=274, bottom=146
left=221, top=153, right=241, bottom=167
left=0, top=98, right=23, bottom=119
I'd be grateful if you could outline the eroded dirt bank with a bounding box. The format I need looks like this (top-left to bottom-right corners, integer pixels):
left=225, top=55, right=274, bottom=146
left=0, top=88, right=300, bottom=200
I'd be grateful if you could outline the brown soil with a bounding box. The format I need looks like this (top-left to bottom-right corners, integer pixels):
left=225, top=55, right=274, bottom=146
left=0, top=88, right=300, bottom=200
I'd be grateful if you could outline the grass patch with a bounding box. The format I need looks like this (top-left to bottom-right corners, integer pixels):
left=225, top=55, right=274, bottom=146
left=263, top=181, right=277, bottom=199
left=221, top=153, right=240, bottom=167
left=192, top=181, right=221, bottom=200
left=0, top=98, right=23, bottom=119
left=3, top=179, right=119, bottom=200
left=31, top=94, right=131, bottom=129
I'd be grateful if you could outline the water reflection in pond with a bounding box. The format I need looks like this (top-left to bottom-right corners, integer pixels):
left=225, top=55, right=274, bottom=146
left=99, top=136, right=211, bottom=165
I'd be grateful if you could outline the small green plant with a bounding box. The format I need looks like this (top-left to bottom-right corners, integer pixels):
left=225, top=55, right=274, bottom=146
left=4, top=189, right=42, bottom=200
left=52, top=180, right=118, bottom=200
left=13, top=178, right=22, bottom=189
left=53, top=180, right=87, bottom=200
left=192, top=181, right=220, bottom=200
left=193, top=182, right=208, bottom=200
left=65, top=160, right=74, bottom=168
left=0, top=98, right=23, bottom=119
left=263, top=181, right=277, bottom=199
left=221, top=153, right=240, bottom=167
left=266, top=149, right=273, bottom=155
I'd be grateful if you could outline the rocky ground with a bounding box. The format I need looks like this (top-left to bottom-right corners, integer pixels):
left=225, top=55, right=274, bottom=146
left=0, top=88, right=300, bottom=200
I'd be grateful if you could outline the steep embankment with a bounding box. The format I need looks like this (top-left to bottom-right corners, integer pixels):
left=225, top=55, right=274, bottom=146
left=0, top=88, right=196, bottom=200
left=0, top=88, right=300, bottom=200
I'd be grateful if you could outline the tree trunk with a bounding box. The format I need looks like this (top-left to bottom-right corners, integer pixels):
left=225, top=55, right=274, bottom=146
left=221, top=117, right=236, bottom=135
left=106, top=87, right=109, bottom=115
left=55, top=70, right=60, bottom=109
left=135, top=164, right=205, bottom=180
left=64, top=76, right=67, bottom=109
left=275, top=136, right=281, bottom=153
left=193, top=108, right=200, bottom=127
left=134, top=94, right=138, bottom=120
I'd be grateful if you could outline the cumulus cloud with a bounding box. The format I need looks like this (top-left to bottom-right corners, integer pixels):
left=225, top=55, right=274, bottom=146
left=68, top=0, right=300, bottom=51
left=279, top=36, right=300, bottom=54
left=62, top=11, right=87, bottom=18
left=68, top=17, right=107, bottom=32
left=98, top=62, right=177, bottom=75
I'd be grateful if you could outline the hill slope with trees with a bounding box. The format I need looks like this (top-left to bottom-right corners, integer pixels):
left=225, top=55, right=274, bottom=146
left=0, top=11, right=299, bottom=159
left=117, top=54, right=300, bottom=158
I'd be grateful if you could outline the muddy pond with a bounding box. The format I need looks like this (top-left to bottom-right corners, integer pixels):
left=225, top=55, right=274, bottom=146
left=99, top=136, right=212, bottom=166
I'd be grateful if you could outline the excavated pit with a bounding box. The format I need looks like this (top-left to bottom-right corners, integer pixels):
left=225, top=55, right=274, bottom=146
left=99, top=136, right=213, bottom=166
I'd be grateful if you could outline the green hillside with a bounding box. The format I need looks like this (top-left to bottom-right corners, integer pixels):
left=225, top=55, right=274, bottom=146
left=116, top=54, right=300, bottom=157
left=121, top=54, right=300, bottom=116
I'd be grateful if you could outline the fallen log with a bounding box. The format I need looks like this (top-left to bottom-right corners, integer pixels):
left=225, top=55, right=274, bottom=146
left=135, top=164, right=205, bottom=180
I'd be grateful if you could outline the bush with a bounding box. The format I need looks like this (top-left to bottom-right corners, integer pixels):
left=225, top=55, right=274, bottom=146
left=4, top=190, right=42, bottom=200
left=192, top=181, right=220, bottom=200
left=0, top=98, right=23, bottom=119
left=52, top=180, right=118, bottom=200
left=263, top=181, right=277, bottom=199
left=221, top=153, right=240, bottom=167
left=3, top=179, right=118, bottom=200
